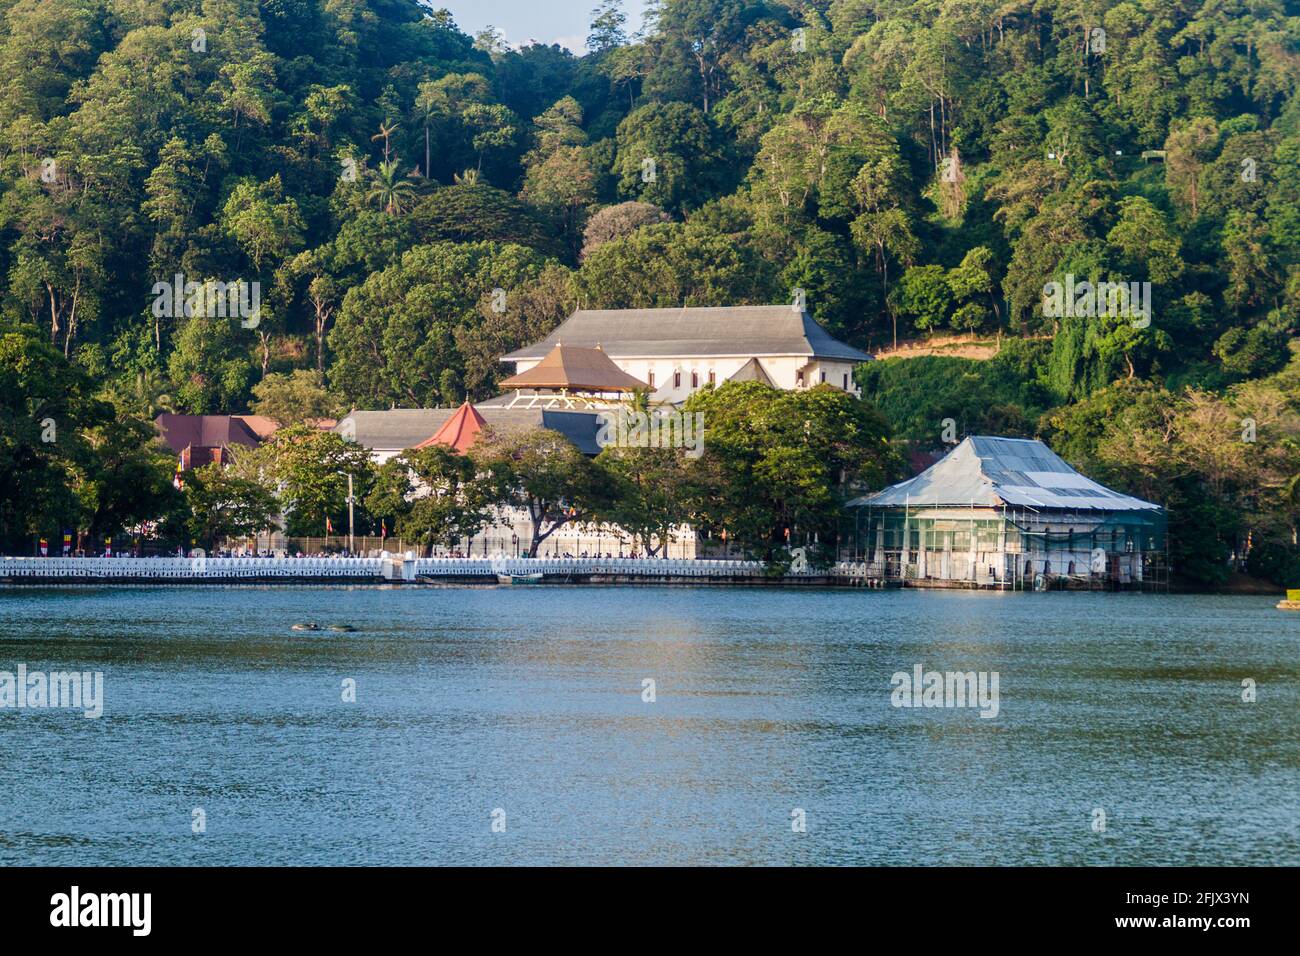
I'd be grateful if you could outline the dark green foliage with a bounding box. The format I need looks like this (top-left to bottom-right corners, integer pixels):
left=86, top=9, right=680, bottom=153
left=0, top=0, right=1294, bottom=585
left=682, top=382, right=898, bottom=563
left=857, top=347, right=1052, bottom=446
left=410, top=185, right=563, bottom=257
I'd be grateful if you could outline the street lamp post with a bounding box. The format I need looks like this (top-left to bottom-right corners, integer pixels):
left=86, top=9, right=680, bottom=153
left=347, top=472, right=354, bottom=554
left=337, top=472, right=355, bottom=554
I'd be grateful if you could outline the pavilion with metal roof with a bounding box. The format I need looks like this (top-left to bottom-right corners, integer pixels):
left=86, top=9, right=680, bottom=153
left=851, top=436, right=1163, bottom=512
left=843, top=437, right=1166, bottom=590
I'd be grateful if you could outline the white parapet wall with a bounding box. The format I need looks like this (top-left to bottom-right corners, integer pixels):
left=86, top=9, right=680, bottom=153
left=0, top=555, right=847, bottom=582
left=0, top=556, right=386, bottom=580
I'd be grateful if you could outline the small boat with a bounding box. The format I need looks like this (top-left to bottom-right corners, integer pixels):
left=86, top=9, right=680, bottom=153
left=1279, top=590, right=1300, bottom=611
left=496, top=573, right=544, bottom=585
left=291, top=622, right=321, bottom=631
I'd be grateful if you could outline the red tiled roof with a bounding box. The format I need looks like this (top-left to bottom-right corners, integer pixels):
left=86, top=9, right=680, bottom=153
left=414, top=401, right=487, bottom=454
left=153, top=414, right=262, bottom=454
left=232, top=414, right=280, bottom=439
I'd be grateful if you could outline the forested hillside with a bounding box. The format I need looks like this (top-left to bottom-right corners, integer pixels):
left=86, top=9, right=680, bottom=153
left=0, top=0, right=1296, bottom=584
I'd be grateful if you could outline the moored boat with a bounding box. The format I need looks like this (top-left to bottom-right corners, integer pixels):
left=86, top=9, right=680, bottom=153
left=496, top=573, right=544, bottom=585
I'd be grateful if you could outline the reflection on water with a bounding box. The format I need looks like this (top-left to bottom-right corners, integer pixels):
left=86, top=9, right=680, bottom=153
left=0, top=586, right=1296, bottom=865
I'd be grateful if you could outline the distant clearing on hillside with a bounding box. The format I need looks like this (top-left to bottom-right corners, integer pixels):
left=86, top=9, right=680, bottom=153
left=872, top=334, right=1049, bottom=361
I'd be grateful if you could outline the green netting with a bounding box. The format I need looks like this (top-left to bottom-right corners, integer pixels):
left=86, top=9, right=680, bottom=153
left=840, top=506, right=1167, bottom=556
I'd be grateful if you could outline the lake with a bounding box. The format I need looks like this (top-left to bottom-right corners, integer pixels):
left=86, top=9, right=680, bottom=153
left=0, top=586, right=1296, bottom=866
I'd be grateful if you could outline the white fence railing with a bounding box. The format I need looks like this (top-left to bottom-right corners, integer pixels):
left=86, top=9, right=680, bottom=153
left=0, top=556, right=383, bottom=580
left=0, top=555, right=852, bottom=581
left=451, top=556, right=774, bottom=578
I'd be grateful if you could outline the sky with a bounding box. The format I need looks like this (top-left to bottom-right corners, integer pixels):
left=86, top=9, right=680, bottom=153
left=436, top=0, right=648, bottom=55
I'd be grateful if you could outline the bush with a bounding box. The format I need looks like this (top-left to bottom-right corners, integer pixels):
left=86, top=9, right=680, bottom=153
left=1246, top=540, right=1300, bottom=587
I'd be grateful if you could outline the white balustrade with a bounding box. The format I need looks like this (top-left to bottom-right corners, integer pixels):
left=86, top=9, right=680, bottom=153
left=0, top=554, right=801, bottom=581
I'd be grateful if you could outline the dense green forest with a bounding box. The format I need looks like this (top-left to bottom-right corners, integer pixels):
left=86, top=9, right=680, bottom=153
left=0, top=0, right=1296, bottom=584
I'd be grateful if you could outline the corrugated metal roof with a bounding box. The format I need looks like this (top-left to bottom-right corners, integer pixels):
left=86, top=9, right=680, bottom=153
left=501, top=306, right=871, bottom=362
left=851, top=436, right=1162, bottom=512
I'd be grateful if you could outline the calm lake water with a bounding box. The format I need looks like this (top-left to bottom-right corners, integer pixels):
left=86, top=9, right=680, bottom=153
left=0, top=586, right=1296, bottom=866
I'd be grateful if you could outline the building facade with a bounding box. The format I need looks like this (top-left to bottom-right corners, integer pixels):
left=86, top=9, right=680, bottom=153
left=501, top=305, right=871, bottom=404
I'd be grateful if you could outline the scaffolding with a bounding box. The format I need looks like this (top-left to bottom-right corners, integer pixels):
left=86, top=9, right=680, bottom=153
left=839, top=502, right=1169, bottom=591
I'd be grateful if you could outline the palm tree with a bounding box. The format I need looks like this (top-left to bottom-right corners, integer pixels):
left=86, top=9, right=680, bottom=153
left=366, top=160, right=416, bottom=215
left=414, top=86, right=444, bottom=178
left=105, top=367, right=174, bottom=419
left=370, top=119, right=400, bottom=163
left=453, top=168, right=481, bottom=186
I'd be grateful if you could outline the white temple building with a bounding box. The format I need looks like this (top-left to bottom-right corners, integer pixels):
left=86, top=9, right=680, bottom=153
left=332, top=305, right=875, bottom=558
left=501, top=305, right=871, bottom=404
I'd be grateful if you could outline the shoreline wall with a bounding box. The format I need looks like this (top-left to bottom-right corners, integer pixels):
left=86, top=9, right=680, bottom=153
left=0, top=556, right=1160, bottom=589
left=0, top=555, right=789, bottom=584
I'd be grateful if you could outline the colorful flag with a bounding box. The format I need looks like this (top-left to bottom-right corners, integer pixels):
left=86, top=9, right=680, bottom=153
left=62, top=532, right=72, bottom=556
left=326, top=516, right=333, bottom=534
left=39, top=538, right=48, bottom=556
left=381, top=518, right=387, bottom=539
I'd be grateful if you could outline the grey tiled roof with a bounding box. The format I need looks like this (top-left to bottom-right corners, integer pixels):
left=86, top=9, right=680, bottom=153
left=501, top=306, right=871, bottom=362
left=727, top=357, right=775, bottom=385
left=539, top=410, right=603, bottom=455
left=851, top=437, right=1162, bottom=512
left=335, top=407, right=602, bottom=455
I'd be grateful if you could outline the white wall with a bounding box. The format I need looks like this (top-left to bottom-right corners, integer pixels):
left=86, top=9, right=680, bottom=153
left=509, top=354, right=862, bottom=403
